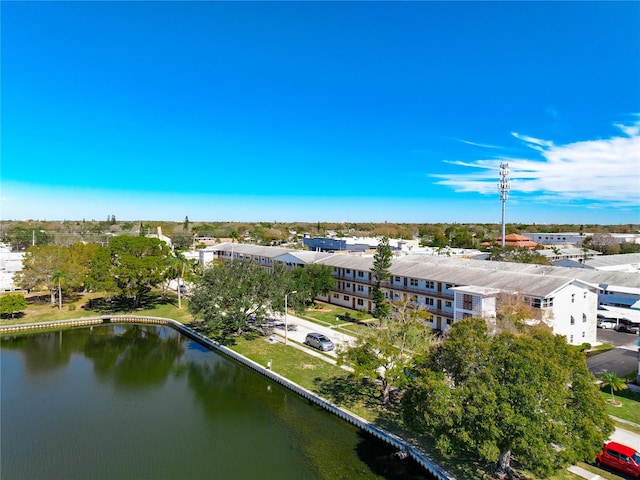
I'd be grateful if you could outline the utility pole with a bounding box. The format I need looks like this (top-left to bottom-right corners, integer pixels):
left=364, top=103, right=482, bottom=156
left=498, top=162, right=510, bottom=248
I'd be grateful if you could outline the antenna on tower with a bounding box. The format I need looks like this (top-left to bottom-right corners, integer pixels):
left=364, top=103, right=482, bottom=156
left=498, top=162, right=510, bottom=248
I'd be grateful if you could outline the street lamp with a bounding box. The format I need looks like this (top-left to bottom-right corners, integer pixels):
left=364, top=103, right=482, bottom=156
left=284, top=291, right=297, bottom=346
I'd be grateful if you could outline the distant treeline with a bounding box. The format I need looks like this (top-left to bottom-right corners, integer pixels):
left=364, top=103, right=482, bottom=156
left=1, top=219, right=638, bottom=252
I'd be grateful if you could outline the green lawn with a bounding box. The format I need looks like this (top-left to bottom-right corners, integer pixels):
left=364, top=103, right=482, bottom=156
left=0, top=291, right=194, bottom=326
left=601, top=387, right=640, bottom=427
left=301, top=301, right=377, bottom=335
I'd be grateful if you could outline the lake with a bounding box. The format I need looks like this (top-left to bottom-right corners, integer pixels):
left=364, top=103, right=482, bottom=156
left=1, top=324, right=430, bottom=479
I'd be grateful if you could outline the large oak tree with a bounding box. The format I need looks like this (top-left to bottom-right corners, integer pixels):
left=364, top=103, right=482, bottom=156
left=88, top=236, right=171, bottom=308
left=189, top=259, right=287, bottom=342
left=401, top=318, right=613, bottom=479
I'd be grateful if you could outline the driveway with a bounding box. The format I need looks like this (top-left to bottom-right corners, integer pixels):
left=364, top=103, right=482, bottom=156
left=269, top=312, right=356, bottom=359
left=610, top=426, right=640, bottom=450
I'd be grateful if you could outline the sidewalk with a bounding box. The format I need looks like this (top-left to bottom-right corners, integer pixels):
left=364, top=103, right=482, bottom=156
left=568, top=466, right=604, bottom=480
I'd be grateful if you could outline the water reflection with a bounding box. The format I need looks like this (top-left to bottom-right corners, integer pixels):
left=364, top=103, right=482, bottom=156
left=1, top=324, right=430, bottom=480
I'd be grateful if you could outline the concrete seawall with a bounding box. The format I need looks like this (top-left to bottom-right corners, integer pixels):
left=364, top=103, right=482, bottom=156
left=0, top=316, right=455, bottom=480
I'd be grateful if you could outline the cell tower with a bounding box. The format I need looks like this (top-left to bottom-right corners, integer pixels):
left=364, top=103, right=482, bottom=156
left=498, top=162, right=510, bottom=248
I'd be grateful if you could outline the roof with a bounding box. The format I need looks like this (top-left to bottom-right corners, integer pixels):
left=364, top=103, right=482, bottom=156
left=480, top=233, right=540, bottom=249
left=604, top=442, right=638, bottom=455
left=276, top=251, right=334, bottom=263
left=210, top=243, right=295, bottom=258
left=317, top=255, right=589, bottom=297
left=583, top=253, right=640, bottom=271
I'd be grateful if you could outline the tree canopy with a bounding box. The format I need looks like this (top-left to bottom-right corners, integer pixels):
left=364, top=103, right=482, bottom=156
left=339, top=299, right=434, bottom=407
left=0, top=293, right=28, bottom=318
left=87, top=236, right=171, bottom=308
left=189, top=259, right=286, bottom=342
left=288, top=263, right=336, bottom=310
left=16, top=243, right=101, bottom=306
left=401, top=318, right=613, bottom=479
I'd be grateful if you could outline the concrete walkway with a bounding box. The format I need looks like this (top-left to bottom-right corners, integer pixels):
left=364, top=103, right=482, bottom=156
left=568, top=465, right=604, bottom=480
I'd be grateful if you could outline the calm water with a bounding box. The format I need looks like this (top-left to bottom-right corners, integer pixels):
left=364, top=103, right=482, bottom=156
left=1, top=324, right=429, bottom=480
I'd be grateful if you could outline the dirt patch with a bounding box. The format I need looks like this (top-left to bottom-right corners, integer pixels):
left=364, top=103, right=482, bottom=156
left=301, top=364, right=317, bottom=370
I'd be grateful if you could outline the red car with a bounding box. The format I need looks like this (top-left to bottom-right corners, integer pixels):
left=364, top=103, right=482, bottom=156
left=596, top=441, right=640, bottom=478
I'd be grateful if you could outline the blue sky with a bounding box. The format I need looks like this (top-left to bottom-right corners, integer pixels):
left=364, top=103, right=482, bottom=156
left=2, top=1, right=639, bottom=224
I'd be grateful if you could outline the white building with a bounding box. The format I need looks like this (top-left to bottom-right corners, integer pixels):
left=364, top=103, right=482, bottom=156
left=0, top=244, right=25, bottom=292
left=312, top=254, right=601, bottom=346
left=523, top=232, right=640, bottom=246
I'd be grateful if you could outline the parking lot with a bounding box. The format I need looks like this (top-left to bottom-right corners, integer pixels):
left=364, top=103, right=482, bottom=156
left=588, top=326, right=639, bottom=378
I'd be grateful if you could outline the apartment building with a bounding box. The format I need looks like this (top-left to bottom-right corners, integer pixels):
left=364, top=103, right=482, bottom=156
left=202, top=243, right=626, bottom=346
left=312, top=254, right=600, bottom=346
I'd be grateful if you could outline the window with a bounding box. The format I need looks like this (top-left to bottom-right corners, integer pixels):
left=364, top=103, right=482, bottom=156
left=395, top=276, right=401, bottom=282
left=582, top=314, right=587, bottom=323
left=570, top=335, right=574, bottom=343
left=346, top=283, right=351, bottom=289
left=409, top=278, right=419, bottom=287
left=582, top=331, right=585, bottom=338
left=583, top=291, right=587, bottom=299
left=357, top=299, right=364, bottom=306
left=445, top=283, right=454, bottom=290
left=463, top=294, right=473, bottom=310
left=570, top=315, right=575, bottom=325
left=346, top=269, right=351, bottom=274
left=446, top=319, right=452, bottom=325
left=343, top=295, right=349, bottom=301
left=445, top=301, right=452, bottom=308
left=357, top=284, right=364, bottom=292
left=426, top=281, right=435, bottom=289
left=571, top=294, right=575, bottom=303
left=333, top=293, right=339, bottom=298
left=409, top=294, right=418, bottom=302
left=357, top=271, right=365, bottom=278
left=426, top=298, right=434, bottom=306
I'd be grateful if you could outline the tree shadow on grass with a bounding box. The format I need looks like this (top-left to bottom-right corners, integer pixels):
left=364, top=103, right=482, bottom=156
left=312, top=374, right=381, bottom=409
left=82, top=292, right=169, bottom=314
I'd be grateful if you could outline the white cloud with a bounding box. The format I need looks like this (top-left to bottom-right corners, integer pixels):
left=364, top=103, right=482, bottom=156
left=434, top=120, right=640, bottom=207
left=458, top=139, right=503, bottom=149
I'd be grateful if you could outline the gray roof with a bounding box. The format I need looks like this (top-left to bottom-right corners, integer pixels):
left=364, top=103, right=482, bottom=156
left=280, top=251, right=334, bottom=263
left=583, top=253, right=640, bottom=270
left=210, top=243, right=295, bottom=258
left=214, top=244, right=640, bottom=297
left=315, top=255, right=574, bottom=297
left=318, top=254, right=640, bottom=297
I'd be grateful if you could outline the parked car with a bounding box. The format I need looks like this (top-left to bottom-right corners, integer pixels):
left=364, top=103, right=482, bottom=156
left=613, top=320, right=640, bottom=334
left=597, top=319, right=616, bottom=329
left=619, top=323, right=640, bottom=334
left=304, top=333, right=334, bottom=352
left=595, top=441, right=640, bottom=478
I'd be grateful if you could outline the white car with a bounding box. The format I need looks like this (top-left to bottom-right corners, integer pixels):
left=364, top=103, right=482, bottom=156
left=597, top=319, right=616, bottom=329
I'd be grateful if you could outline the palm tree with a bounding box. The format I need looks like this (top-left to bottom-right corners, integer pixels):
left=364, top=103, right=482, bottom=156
left=600, top=372, right=628, bottom=404
left=51, top=269, right=66, bottom=311
left=165, top=253, right=195, bottom=309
